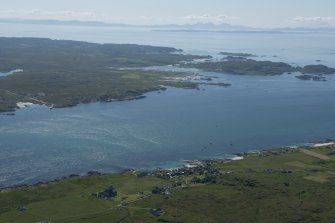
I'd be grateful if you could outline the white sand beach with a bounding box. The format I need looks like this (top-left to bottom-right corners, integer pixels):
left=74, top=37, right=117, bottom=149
left=16, top=102, right=34, bottom=108
left=313, top=142, right=335, bottom=148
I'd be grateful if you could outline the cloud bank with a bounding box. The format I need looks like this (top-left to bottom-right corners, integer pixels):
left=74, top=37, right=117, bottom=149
left=0, top=9, right=173, bottom=25
left=2, top=9, right=97, bottom=20
left=292, top=16, right=335, bottom=26
left=183, top=14, right=235, bottom=24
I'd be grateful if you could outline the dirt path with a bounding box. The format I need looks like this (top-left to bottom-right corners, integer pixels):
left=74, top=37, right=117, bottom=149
left=301, top=149, right=331, bottom=161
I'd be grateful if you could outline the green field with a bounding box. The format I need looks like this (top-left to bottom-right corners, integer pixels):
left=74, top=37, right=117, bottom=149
left=1, top=145, right=335, bottom=223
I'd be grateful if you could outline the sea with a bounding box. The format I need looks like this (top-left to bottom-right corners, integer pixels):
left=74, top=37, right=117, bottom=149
left=0, top=23, right=335, bottom=187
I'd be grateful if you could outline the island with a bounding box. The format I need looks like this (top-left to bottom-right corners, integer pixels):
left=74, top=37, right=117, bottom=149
left=0, top=37, right=212, bottom=112
left=220, top=52, right=257, bottom=57
left=182, top=57, right=335, bottom=76
left=295, top=74, right=326, bottom=81
left=1, top=143, right=334, bottom=222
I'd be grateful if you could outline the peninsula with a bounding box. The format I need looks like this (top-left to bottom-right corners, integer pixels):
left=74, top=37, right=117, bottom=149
left=0, top=37, right=210, bottom=112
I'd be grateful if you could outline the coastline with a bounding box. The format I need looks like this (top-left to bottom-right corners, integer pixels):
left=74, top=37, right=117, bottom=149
left=1, top=139, right=333, bottom=191
left=312, top=141, right=335, bottom=147
left=0, top=72, right=231, bottom=114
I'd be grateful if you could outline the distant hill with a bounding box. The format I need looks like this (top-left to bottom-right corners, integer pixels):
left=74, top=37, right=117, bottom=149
left=0, top=18, right=131, bottom=27
left=149, top=22, right=254, bottom=31
left=0, top=18, right=251, bottom=30
left=0, top=18, right=334, bottom=33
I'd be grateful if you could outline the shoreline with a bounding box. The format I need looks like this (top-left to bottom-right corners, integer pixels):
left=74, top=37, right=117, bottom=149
left=1, top=139, right=333, bottom=191
left=0, top=71, right=230, bottom=114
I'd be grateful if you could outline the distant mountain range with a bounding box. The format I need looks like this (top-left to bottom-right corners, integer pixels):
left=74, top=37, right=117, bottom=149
left=149, top=22, right=254, bottom=31
left=0, top=18, right=130, bottom=27
left=0, top=18, right=334, bottom=33
left=0, top=18, right=250, bottom=30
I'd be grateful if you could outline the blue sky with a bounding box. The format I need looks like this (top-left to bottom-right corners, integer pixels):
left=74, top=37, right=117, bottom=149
left=1, top=0, right=334, bottom=27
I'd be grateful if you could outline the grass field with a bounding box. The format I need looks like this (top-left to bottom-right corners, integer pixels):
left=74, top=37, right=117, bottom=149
left=1, top=145, right=335, bottom=223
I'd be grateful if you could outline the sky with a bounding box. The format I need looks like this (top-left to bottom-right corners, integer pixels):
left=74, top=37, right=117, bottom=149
left=0, top=0, right=334, bottom=28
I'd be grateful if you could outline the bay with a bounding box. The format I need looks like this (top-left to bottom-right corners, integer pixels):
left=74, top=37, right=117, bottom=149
left=0, top=23, right=335, bottom=187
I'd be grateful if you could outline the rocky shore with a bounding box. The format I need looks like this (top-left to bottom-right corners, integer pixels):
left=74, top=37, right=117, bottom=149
left=1, top=139, right=333, bottom=191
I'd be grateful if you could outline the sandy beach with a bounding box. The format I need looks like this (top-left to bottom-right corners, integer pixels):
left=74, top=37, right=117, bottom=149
left=16, top=102, right=34, bottom=108
left=312, top=142, right=335, bottom=148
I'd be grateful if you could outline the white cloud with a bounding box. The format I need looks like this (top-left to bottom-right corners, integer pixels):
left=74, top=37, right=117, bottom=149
left=2, top=9, right=97, bottom=20
left=292, top=16, right=335, bottom=26
left=183, top=14, right=235, bottom=24
left=0, top=9, right=167, bottom=25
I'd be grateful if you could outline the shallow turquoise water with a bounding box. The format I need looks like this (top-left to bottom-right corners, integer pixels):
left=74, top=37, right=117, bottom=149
left=0, top=24, right=335, bottom=186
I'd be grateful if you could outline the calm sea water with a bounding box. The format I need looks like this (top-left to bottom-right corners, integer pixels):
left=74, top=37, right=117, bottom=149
left=0, top=23, right=335, bottom=187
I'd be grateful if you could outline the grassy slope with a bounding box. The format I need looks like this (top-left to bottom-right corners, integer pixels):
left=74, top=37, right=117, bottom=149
left=1, top=145, right=335, bottom=223
left=0, top=37, right=206, bottom=112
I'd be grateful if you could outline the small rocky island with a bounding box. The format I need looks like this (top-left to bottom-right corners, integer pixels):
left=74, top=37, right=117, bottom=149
left=220, top=52, right=257, bottom=57
left=295, top=74, right=326, bottom=81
